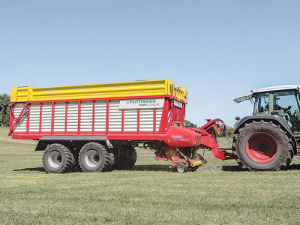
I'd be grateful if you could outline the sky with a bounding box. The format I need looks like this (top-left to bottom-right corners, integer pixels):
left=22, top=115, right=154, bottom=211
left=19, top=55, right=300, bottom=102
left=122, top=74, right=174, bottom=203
left=1, top=1, right=300, bottom=126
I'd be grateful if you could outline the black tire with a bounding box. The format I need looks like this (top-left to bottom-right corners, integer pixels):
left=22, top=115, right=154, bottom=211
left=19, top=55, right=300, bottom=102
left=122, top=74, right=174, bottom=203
left=102, top=153, right=116, bottom=172
left=114, top=145, right=137, bottom=170
left=125, top=146, right=137, bottom=169
left=109, top=153, right=115, bottom=166
left=176, top=162, right=187, bottom=173
left=78, top=142, right=110, bottom=172
left=43, top=143, right=75, bottom=173
left=71, top=150, right=81, bottom=171
left=286, top=143, right=294, bottom=167
left=233, top=120, right=293, bottom=171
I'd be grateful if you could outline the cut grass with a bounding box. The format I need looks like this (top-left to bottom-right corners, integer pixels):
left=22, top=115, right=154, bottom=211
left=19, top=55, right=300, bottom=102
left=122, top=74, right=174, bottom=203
left=1, top=127, right=300, bottom=224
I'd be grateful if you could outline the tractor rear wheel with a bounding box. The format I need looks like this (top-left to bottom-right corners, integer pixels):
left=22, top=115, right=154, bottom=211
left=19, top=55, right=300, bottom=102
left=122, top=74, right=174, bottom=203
left=233, top=120, right=293, bottom=171
left=43, top=143, right=75, bottom=173
left=78, top=142, right=111, bottom=172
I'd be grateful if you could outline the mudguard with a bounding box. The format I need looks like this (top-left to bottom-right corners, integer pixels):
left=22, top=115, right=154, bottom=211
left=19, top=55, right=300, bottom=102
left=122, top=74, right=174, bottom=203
left=234, top=115, right=292, bottom=135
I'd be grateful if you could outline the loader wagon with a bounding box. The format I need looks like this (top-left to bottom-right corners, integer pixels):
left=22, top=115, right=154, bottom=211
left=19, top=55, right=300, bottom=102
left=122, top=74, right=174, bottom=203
left=9, top=78, right=233, bottom=173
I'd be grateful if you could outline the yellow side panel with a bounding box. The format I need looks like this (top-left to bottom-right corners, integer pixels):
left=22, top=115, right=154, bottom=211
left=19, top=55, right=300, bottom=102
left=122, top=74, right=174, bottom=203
left=10, top=78, right=188, bottom=103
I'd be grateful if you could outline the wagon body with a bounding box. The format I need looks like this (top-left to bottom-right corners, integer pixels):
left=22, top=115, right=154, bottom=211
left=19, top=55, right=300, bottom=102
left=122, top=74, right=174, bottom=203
left=9, top=78, right=231, bottom=173
left=10, top=78, right=196, bottom=143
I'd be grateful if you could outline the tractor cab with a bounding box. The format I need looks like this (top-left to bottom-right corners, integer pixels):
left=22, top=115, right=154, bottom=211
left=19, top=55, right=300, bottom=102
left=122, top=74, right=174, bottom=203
left=235, top=85, right=300, bottom=133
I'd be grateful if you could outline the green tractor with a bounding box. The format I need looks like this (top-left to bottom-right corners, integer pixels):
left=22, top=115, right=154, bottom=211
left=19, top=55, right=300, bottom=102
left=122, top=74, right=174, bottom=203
left=233, top=85, right=300, bottom=171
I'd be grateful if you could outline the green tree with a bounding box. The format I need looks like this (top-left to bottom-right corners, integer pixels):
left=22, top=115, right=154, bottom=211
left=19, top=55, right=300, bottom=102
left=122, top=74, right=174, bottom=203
left=0, top=94, right=10, bottom=127
left=185, top=120, right=197, bottom=128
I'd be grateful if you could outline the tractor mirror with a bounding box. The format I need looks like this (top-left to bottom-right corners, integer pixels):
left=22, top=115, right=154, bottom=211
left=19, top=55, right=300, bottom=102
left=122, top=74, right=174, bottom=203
left=233, top=94, right=254, bottom=103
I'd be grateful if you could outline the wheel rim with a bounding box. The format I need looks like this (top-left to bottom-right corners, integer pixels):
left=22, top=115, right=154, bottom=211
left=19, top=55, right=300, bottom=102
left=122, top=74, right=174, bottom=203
left=48, top=150, right=62, bottom=168
left=85, top=149, right=100, bottom=168
left=246, top=133, right=277, bottom=163
left=177, top=163, right=186, bottom=173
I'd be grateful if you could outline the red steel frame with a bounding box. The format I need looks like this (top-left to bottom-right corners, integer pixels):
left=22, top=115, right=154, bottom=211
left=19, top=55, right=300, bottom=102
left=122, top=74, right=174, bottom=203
left=9, top=95, right=186, bottom=141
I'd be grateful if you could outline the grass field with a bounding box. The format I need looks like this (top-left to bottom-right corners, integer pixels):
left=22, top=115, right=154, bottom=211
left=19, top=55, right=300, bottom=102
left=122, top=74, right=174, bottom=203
left=1, top=127, right=300, bottom=224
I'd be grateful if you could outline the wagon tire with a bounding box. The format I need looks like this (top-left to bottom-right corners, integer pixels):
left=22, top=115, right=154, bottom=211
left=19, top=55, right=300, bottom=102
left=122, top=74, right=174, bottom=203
left=43, top=143, right=75, bottom=173
left=176, top=163, right=187, bottom=173
left=102, top=153, right=115, bottom=172
left=122, top=146, right=137, bottom=170
left=114, top=145, right=137, bottom=170
left=71, top=150, right=80, bottom=171
left=78, top=142, right=110, bottom=172
left=233, top=120, right=292, bottom=171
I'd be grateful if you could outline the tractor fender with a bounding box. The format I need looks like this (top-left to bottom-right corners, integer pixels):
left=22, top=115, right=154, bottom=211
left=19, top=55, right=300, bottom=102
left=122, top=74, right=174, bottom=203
left=234, top=115, right=297, bottom=153
left=235, top=115, right=291, bottom=134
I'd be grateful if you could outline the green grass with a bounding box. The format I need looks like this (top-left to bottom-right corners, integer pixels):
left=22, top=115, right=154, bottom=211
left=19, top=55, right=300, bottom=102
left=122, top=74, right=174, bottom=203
left=1, top=127, right=300, bottom=225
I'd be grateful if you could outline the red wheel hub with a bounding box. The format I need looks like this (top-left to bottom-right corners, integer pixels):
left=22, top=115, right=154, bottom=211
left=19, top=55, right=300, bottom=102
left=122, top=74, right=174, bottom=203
left=245, top=133, right=277, bottom=163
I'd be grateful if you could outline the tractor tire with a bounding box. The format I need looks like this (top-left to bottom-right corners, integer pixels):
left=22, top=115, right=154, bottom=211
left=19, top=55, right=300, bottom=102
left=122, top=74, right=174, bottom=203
left=114, top=145, right=137, bottom=170
left=43, top=143, right=75, bottom=173
left=78, top=142, right=111, bottom=172
left=286, top=143, right=294, bottom=167
left=232, top=120, right=293, bottom=171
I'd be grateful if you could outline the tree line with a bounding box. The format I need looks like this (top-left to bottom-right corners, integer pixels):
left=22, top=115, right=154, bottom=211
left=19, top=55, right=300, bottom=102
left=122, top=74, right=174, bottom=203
left=184, top=120, right=197, bottom=128
left=0, top=94, right=10, bottom=127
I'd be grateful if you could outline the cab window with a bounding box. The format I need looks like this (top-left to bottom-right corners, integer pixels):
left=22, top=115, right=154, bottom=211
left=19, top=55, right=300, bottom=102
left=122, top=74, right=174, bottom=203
left=273, top=91, right=298, bottom=113
left=273, top=91, right=300, bottom=131
left=254, top=93, right=269, bottom=115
